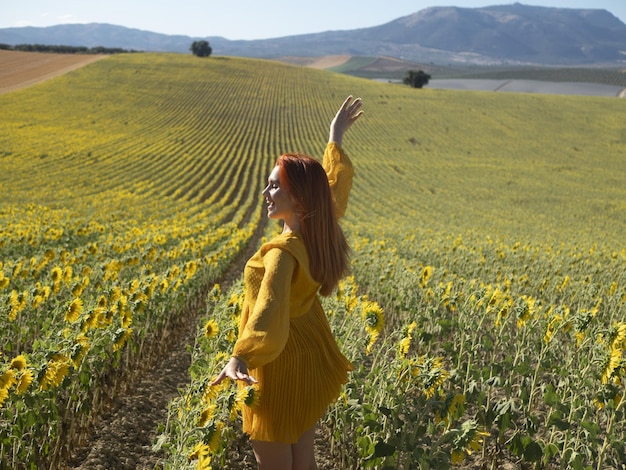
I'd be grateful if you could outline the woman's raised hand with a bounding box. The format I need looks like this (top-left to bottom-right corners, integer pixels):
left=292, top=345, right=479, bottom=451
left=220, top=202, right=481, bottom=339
left=329, top=95, right=363, bottom=147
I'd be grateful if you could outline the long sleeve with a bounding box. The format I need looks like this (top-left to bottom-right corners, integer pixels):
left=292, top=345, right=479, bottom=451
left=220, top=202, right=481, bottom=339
left=233, top=247, right=296, bottom=370
left=322, top=142, right=354, bottom=219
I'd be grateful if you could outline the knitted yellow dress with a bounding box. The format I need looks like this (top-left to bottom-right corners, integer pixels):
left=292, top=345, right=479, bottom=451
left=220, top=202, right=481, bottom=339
left=232, top=142, right=354, bottom=444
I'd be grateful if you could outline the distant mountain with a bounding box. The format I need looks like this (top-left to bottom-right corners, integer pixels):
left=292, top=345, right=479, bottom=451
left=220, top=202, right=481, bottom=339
left=1, top=3, right=625, bottom=65
left=0, top=23, right=200, bottom=53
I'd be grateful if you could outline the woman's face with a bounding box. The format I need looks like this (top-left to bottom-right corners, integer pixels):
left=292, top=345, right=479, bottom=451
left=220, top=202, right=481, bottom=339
left=262, top=166, right=297, bottom=223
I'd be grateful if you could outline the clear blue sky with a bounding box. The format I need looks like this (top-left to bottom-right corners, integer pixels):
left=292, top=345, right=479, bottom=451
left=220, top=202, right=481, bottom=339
left=2, top=1, right=625, bottom=40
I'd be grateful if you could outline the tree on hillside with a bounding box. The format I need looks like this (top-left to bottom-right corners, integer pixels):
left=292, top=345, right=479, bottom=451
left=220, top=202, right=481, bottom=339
left=190, top=40, right=212, bottom=57
left=403, top=70, right=431, bottom=88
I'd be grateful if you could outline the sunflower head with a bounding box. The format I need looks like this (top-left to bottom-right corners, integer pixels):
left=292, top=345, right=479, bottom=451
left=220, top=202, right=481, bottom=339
left=235, top=384, right=260, bottom=410
left=0, top=369, right=17, bottom=390
left=361, top=301, right=384, bottom=335
left=197, top=404, right=217, bottom=427
left=202, top=421, right=224, bottom=453
left=10, top=355, right=27, bottom=371
left=16, top=369, right=34, bottom=395
left=204, top=319, right=219, bottom=340
left=64, top=298, right=84, bottom=323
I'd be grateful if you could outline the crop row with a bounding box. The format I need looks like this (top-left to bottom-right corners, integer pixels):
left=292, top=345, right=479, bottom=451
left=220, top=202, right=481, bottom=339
left=0, top=54, right=283, bottom=467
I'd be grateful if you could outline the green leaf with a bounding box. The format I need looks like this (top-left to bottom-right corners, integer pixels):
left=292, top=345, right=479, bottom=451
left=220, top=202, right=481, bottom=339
left=514, top=361, right=532, bottom=375
left=580, top=420, right=600, bottom=438
left=362, top=418, right=381, bottom=431
left=543, top=443, right=559, bottom=461
left=611, top=440, right=625, bottom=463
left=522, top=438, right=543, bottom=462
left=548, top=412, right=570, bottom=431
left=508, top=433, right=524, bottom=456
left=543, top=386, right=559, bottom=406
left=374, top=440, right=396, bottom=458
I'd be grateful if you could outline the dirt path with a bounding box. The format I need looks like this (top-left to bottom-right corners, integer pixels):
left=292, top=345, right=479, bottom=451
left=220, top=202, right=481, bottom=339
left=0, top=50, right=105, bottom=94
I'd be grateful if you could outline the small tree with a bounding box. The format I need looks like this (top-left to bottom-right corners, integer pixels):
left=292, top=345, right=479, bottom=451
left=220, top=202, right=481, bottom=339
left=190, top=40, right=212, bottom=57
left=403, top=70, right=431, bottom=88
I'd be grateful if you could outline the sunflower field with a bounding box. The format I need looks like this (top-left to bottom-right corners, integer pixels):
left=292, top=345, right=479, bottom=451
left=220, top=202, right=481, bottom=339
left=1, top=52, right=625, bottom=469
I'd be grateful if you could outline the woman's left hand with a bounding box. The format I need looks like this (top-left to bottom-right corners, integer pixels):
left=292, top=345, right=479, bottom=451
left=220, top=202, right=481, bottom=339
left=211, top=356, right=257, bottom=386
left=329, top=95, right=363, bottom=147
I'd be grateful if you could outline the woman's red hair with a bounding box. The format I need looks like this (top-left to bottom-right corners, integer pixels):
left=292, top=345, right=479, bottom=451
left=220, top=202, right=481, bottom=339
left=276, top=154, right=350, bottom=296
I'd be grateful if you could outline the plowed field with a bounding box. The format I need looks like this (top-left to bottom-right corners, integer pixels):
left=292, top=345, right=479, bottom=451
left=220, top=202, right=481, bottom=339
left=0, top=49, right=105, bottom=94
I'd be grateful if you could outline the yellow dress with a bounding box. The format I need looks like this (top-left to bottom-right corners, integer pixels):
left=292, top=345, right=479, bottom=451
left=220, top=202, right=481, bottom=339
left=232, top=142, right=354, bottom=444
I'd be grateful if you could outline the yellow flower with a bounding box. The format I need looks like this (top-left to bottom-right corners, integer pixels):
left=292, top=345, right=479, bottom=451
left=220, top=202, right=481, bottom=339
left=611, top=322, right=626, bottom=349
left=71, top=281, right=84, bottom=298
left=235, top=385, right=260, bottom=410
left=50, top=266, right=63, bottom=284
left=436, top=393, right=466, bottom=426
left=413, top=356, right=449, bottom=399
left=8, top=290, right=27, bottom=321
left=104, top=260, right=122, bottom=281
left=10, top=355, right=27, bottom=371
left=184, top=260, right=198, bottom=281
left=31, top=293, right=45, bottom=309
left=226, top=329, right=236, bottom=343
left=62, top=266, right=73, bottom=284
left=451, top=420, right=490, bottom=463
left=205, top=421, right=224, bottom=453
left=366, top=330, right=379, bottom=355
left=0, top=271, right=10, bottom=290
left=601, top=347, right=622, bottom=384
left=204, top=320, right=219, bottom=340
left=0, top=386, right=8, bottom=409
left=120, top=300, right=132, bottom=329
left=361, top=301, right=384, bottom=335
left=113, top=327, right=133, bottom=352
left=515, top=295, right=536, bottom=329
left=188, top=442, right=210, bottom=463
left=16, top=369, right=34, bottom=395
left=420, top=266, right=433, bottom=288
left=344, top=295, right=359, bottom=314
left=65, top=298, right=84, bottom=323
left=544, top=314, right=563, bottom=344
left=40, top=357, right=71, bottom=390
left=226, top=292, right=244, bottom=318
left=203, top=379, right=227, bottom=404
left=398, top=336, right=412, bottom=358
left=72, top=334, right=90, bottom=367
left=82, top=306, right=105, bottom=332
left=197, top=404, right=216, bottom=427
left=0, top=369, right=17, bottom=390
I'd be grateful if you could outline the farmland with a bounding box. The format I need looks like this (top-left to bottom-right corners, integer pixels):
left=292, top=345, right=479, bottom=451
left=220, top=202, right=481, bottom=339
left=0, top=50, right=105, bottom=94
left=1, top=52, right=625, bottom=469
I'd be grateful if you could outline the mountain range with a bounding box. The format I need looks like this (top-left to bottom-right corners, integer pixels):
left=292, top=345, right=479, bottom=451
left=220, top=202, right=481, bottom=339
left=1, top=3, right=625, bottom=65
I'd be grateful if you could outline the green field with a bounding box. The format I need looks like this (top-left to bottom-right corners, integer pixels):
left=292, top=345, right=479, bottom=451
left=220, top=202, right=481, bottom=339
left=1, top=53, right=625, bottom=469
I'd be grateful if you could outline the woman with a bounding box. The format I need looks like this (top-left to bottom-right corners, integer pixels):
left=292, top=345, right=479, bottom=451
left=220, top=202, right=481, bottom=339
left=212, top=95, right=363, bottom=470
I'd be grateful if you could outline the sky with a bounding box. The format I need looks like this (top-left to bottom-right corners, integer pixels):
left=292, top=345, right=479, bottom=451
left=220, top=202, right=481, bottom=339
left=2, top=0, right=625, bottom=40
